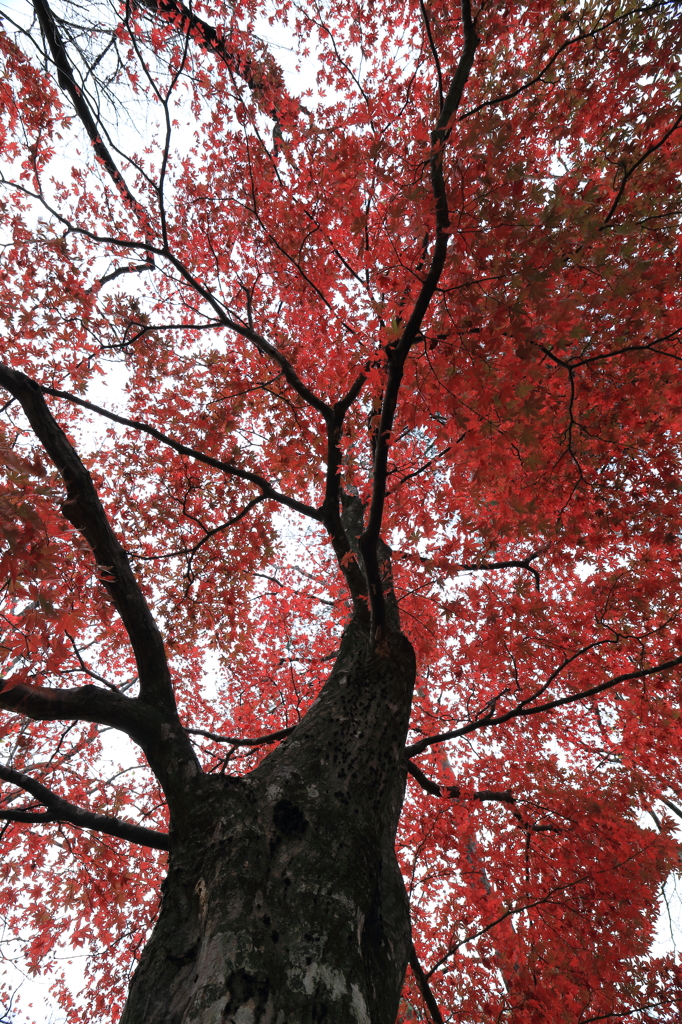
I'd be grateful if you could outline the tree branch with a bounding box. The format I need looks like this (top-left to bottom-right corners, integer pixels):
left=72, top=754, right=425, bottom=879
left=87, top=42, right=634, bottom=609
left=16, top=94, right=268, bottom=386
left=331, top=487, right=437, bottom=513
left=216, top=313, right=331, bottom=421
left=32, top=0, right=149, bottom=226
left=425, top=873, right=593, bottom=978
left=0, top=682, right=140, bottom=733
left=132, top=496, right=267, bottom=561
left=660, top=796, right=682, bottom=820
left=185, top=725, right=295, bottom=747
left=457, top=545, right=549, bottom=591
left=359, top=0, right=478, bottom=636
left=459, top=1, right=676, bottom=120
left=320, top=433, right=370, bottom=614
left=0, top=366, right=205, bottom=827
left=145, top=245, right=332, bottom=420
left=145, top=0, right=295, bottom=129
left=386, top=445, right=451, bottom=495
left=0, top=679, right=203, bottom=829
left=407, top=653, right=682, bottom=756
left=420, top=0, right=444, bottom=111
left=405, top=758, right=442, bottom=796
left=409, top=941, right=444, bottom=1024
left=0, top=762, right=169, bottom=850
left=577, top=1000, right=675, bottom=1024
left=38, top=382, right=322, bottom=522
left=406, top=760, right=514, bottom=803
left=0, top=365, right=176, bottom=712
left=604, top=105, right=682, bottom=223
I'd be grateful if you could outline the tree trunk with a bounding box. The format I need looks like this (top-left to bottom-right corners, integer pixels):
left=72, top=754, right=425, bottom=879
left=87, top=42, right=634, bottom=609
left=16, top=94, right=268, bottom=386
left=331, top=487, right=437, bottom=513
left=120, top=618, right=416, bottom=1024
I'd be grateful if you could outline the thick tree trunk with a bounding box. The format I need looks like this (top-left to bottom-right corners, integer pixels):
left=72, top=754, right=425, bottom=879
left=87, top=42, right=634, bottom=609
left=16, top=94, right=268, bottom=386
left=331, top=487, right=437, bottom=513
left=120, top=618, right=416, bottom=1024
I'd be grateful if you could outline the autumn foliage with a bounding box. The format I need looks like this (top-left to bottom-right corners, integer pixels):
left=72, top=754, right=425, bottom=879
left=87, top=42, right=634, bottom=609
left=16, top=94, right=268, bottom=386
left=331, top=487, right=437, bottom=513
left=0, top=0, right=682, bottom=1021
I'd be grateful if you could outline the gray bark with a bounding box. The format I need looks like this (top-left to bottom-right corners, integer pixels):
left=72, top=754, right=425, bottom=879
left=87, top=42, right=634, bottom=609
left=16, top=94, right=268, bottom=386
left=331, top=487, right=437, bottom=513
left=120, top=617, right=416, bottom=1024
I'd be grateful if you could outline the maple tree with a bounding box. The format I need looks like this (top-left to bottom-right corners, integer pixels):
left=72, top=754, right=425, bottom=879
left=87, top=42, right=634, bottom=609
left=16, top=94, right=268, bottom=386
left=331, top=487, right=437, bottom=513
left=0, top=0, right=681, bottom=1020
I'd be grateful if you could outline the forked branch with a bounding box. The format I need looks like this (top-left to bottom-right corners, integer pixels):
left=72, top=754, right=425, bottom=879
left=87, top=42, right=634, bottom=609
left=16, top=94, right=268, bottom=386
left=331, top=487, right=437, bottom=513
left=457, top=545, right=549, bottom=590
left=41, top=379, right=372, bottom=608
left=0, top=681, right=140, bottom=733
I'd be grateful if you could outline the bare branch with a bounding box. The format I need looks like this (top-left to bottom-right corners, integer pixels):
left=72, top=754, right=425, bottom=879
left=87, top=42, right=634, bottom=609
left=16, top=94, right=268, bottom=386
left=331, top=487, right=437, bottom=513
left=95, top=262, right=153, bottom=290
left=320, top=428, right=370, bottom=614
left=0, top=681, right=138, bottom=733
left=405, top=758, right=442, bottom=796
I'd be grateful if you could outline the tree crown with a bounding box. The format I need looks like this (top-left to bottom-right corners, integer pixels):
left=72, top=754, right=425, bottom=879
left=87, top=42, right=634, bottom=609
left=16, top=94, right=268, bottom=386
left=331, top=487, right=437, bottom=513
left=0, top=0, right=681, bottom=1020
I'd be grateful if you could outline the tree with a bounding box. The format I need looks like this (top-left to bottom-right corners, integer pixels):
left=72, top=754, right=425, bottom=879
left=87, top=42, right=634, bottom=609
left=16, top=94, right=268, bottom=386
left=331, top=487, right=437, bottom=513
left=0, top=0, right=681, bottom=1020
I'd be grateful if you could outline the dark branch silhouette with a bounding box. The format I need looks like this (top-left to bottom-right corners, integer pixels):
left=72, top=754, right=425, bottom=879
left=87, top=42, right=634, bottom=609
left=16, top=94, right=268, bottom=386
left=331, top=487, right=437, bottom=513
left=0, top=763, right=169, bottom=849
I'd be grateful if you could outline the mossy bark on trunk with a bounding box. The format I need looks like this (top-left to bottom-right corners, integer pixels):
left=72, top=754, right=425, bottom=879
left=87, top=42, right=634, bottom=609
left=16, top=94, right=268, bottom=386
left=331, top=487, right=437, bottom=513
left=120, top=618, right=416, bottom=1024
